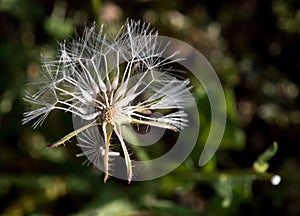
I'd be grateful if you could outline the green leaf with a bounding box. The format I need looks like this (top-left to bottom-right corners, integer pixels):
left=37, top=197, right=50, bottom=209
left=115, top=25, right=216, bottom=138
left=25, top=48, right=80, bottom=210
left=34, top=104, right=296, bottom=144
left=253, top=142, right=278, bottom=173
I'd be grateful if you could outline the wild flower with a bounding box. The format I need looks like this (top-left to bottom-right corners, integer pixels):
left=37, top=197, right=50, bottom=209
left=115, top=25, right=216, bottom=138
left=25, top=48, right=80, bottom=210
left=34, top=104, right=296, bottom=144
left=23, top=19, right=193, bottom=183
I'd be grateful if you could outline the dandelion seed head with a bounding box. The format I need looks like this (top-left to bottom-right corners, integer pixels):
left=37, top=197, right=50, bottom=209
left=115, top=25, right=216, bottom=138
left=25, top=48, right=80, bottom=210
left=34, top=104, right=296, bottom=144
left=23, top=19, right=194, bottom=182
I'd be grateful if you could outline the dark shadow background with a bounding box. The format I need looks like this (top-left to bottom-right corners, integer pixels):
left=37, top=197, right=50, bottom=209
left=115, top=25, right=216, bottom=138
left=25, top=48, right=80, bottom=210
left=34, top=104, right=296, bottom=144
left=1, top=0, right=300, bottom=215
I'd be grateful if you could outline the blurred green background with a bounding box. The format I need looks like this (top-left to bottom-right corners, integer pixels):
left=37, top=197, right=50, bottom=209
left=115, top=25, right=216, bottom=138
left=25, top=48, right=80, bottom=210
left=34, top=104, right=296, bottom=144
left=1, top=0, right=300, bottom=215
